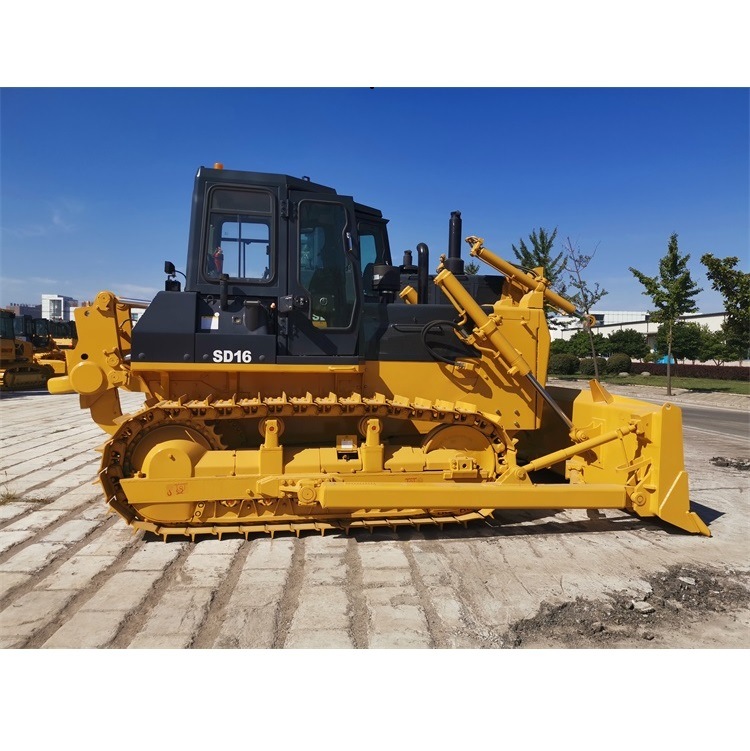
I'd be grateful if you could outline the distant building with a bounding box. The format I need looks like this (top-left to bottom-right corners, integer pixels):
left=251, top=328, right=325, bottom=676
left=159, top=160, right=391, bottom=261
left=7, top=302, right=42, bottom=318
left=69, top=302, right=146, bottom=325
left=69, top=302, right=92, bottom=320
left=550, top=310, right=727, bottom=350
left=42, top=294, right=79, bottom=322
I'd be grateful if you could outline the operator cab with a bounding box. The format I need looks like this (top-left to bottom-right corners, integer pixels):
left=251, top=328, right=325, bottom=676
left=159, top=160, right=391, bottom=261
left=135, top=165, right=496, bottom=367
left=140, top=166, right=388, bottom=363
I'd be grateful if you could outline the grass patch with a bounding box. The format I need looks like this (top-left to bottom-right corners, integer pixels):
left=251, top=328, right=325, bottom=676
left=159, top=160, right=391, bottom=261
left=551, top=374, right=750, bottom=395
left=0, top=487, right=21, bottom=504
left=0, top=486, right=53, bottom=505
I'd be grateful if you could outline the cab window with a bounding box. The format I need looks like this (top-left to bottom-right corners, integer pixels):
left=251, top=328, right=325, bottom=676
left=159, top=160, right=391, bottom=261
left=358, top=219, right=391, bottom=297
left=204, top=188, right=274, bottom=282
left=299, top=201, right=357, bottom=329
left=357, top=220, right=390, bottom=268
left=0, top=315, right=14, bottom=340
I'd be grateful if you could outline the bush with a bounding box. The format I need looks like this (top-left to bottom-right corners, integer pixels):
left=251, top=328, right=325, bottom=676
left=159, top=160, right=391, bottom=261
left=633, top=363, right=750, bottom=380
left=548, top=353, right=579, bottom=375
left=579, top=357, right=607, bottom=376
left=604, top=329, right=649, bottom=359
left=550, top=339, right=572, bottom=355
left=606, top=353, right=632, bottom=374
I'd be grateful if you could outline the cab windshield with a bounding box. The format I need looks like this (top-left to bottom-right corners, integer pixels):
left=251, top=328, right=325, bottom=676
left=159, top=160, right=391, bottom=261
left=34, top=320, right=50, bottom=337
left=0, top=315, right=14, bottom=340
left=204, top=188, right=274, bottom=283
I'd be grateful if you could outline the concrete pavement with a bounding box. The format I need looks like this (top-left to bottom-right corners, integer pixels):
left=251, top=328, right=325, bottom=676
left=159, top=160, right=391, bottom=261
left=1, top=388, right=748, bottom=649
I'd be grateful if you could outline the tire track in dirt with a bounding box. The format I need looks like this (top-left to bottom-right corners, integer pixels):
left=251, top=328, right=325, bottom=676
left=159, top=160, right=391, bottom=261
left=12, top=524, right=144, bottom=648
left=190, top=537, right=254, bottom=648
left=344, top=536, right=369, bottom=648
left=271, top=539, right=305, bottom=648
left=0, top=503, right=116, bottom=605
left=110, top=543, right=196, bottom=647
left=401, top=538, right=446, bottom=648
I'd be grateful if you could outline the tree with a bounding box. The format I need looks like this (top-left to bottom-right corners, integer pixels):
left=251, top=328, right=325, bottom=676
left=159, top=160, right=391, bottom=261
left=698, top=325, right=729, bottom=365
left=512, top=227, right=566, bottom=319
left=562, top=237, right=608, bottom=378
left=465, top=261, right=480, bottom=276
left=604, top=329, right=649, bottom=360
left=700, top=254, right=750, bottom=364
left=550, top=338, right=573, bottom=355
left=630, top=233, right=702, bottom=395
left=656, top=321, right=703, bottom=363
left=566, top=330, right=607, bottom=358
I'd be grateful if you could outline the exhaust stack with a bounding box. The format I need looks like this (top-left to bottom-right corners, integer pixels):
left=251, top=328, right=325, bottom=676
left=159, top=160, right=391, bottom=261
left=443, top=210, right=465, bottom=276
left=416, top=243, right=430, bottom=303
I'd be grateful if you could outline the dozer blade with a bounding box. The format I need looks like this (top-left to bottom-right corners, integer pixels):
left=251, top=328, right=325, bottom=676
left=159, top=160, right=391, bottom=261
left=534, top=383, right=711, bottom=537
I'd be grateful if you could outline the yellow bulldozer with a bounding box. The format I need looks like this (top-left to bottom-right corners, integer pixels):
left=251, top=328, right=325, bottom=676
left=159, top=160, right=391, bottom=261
left=13, top=314, right=76, bottom=377
left=0, top=309, right=55, bottom=389
left=49, top=164, right=710, bottom=539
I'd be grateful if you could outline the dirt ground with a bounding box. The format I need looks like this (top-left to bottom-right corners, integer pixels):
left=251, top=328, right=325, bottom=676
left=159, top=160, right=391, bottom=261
left=513, top=380, right=750, bottom=649
left=508, top=563, right=750, bottom=648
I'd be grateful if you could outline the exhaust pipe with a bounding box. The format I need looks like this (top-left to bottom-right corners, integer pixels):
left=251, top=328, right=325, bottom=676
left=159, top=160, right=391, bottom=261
left=416, top=243, right=430, bottom=303
left=444, top=210, right=465, bottom=275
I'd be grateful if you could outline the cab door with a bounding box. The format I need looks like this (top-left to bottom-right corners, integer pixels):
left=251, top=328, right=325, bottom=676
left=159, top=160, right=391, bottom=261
left=281, top=193, right=361, bottom=360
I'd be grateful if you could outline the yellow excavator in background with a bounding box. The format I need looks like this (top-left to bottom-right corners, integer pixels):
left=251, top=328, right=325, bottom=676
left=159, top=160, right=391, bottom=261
left=48, top=164, right=710, bottom=539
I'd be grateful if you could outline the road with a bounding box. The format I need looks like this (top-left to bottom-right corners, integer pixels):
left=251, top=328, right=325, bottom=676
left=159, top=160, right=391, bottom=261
left=677, top=404, right=749, bottom=441
left=0, top=389, right=748, bottom=650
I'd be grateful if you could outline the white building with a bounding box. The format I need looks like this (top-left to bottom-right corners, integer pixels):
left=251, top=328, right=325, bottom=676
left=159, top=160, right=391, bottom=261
left=42, top=294, right=79, bottom=322
left=69, top=302, right=147, bottom=325
left=550, top=310, right=727, bottom=350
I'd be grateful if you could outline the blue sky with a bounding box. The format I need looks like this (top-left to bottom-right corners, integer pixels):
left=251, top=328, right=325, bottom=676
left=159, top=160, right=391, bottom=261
left=1, top=87, right=747, bottom=313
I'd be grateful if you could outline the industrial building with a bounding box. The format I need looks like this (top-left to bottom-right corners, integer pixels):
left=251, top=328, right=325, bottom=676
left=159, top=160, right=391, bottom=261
left=41, top=294, right=79, bottom=322
left=550, top=310, right=728, bottom=350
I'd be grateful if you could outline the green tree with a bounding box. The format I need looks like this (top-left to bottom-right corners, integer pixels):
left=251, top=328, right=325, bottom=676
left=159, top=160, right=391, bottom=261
left=630, top=233, right=702, bottom=395
left=700, top=254, right=750, bottom=364
left=550, top=338, right=573, bottom=355
left=562, top=237, right=608, bottom=378
left=566, top=330, right=607, bottom=358
left=656, top=322, right=703, bottom=362
left=465, top=261, right=480, bottom=276
left=698, top=325, right=729, bottom=365
left=512, top=227, right=566, bottom=319
left=604, top=329, right=649, bottom=359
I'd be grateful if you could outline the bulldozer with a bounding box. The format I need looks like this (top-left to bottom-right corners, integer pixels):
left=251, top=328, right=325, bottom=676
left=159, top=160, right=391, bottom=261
left=13, top=315, right=74, bottom=377
left=48, top=164, right=710, bottom=539
left=49, top=319, right=78, bottom=350
left=1, top=309, right=55, bottom=389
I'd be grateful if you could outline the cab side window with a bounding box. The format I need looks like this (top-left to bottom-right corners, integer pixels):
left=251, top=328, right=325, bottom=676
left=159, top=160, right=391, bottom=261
left=358, top=220, right=391, bottom=297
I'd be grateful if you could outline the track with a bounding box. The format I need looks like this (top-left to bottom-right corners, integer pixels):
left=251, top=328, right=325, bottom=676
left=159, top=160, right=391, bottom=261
left=0, top=364, right=51, bottom=390
left=100, top=392, right=509, bottom=538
